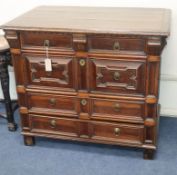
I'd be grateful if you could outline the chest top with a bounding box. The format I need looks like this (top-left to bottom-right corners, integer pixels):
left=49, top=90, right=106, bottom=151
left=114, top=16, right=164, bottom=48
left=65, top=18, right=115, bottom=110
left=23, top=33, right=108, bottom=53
left=1, top=6, right=170, bottom=36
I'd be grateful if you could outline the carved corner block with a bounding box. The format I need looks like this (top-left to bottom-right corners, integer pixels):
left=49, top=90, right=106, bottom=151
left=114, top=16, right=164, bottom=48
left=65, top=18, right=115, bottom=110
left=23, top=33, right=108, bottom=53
left=4, top=30, right=20, bottom=49
left=73, top=34, right=87, bottom=51
left=146, top=37, right=167, bottom=55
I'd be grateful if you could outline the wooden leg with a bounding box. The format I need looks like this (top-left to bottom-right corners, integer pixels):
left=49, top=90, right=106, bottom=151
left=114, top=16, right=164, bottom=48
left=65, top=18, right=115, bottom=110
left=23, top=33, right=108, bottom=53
left=24, top=136, right=35, bottom=146
left=0, top=53, right=17, bottom=131
left=143, top=149, right=155, bottom=160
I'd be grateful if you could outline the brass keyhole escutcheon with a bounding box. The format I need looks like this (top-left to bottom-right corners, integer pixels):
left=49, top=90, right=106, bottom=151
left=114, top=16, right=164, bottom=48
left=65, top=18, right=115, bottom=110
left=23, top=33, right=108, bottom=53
left=44, top=39, right=50, bottom=47
left=46, top=71, right=52, bottom=76
left=50, top=119, right=56, bottom=128
left=114, top=128, right=120, bottom=136
left=79, top=59, right=86, bottom=66
left=114, top=103, right=120, bottom=112
left=49, top=98, right=56, bottom=106
left=81, top=99, right=87, bottom=106
left=113, top=71, right=120, bottom=81
left=31, top=74, right=35, bottom=81
left=113, top=41, right=120, bottom=50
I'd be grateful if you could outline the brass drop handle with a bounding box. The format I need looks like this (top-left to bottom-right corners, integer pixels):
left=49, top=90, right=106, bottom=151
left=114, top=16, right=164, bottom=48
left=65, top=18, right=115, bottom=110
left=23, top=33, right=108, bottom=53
left=113, top=41, right=120, bottom=50
left=81, top=99, right=87, bottom=106
left=113, top=71, right=120, bottom=81
left=114, top=128, right=120, bottom=136
left=114, top=103, right=120, bottom=112
left=46, top=71, right=52, bottom=76
left=79, top=59, right=86, bottom=66
left=50, top=119, right=56, bottom=128
left=49, top=98, right=56, bottom=106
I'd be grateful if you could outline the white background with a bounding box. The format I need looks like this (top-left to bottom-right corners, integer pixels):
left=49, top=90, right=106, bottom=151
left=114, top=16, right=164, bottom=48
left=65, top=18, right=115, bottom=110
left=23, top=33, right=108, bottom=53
left=0, top=0, right=177, bottom=117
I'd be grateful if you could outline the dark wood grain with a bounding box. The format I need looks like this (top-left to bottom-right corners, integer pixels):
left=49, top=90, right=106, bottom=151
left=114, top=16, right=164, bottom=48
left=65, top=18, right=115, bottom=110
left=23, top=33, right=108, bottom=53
left=24, top=54, right=75, bottom=89
left=88, top=36, right=146, bottom=52
left=27, top=93, right=78, bottom=117
left=2, top=6, right=171, bottom=159
left=29, top=114, right=144, bottom=145
left=90, top=98, right=145, bottom=123
left=21, top=31, right=73, bottom=50
left=89, top=57, right=146, bottom=96
left=1, top=6, right=171, bottom=36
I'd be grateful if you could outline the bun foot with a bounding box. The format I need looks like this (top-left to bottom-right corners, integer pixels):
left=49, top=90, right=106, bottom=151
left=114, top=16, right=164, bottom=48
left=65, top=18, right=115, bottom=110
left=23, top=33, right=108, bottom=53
left=24, top=136, right=35, bottom=146
left=143, top=149, right=155, bottom=160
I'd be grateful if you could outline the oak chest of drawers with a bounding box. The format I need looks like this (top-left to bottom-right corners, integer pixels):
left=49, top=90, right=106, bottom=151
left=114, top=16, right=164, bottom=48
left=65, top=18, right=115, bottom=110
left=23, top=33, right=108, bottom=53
left=2, top=6, right=171, bottom=159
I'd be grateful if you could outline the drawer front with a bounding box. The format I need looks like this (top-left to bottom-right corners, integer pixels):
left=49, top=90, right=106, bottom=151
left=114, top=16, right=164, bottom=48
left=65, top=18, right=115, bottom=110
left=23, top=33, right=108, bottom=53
left=92, top=121, right=144, bottom=144
left=91, top=98, right=145, bottom=123
left=24, top=54, right=75, bottom=89
left=20, top=32, right=73, bottom=50
left=88, top=36, right=145, bottom=53
left=89, top=58, right=146, bottom=96
left=29, top=115, right=78, bottom=137
left=29, top=115, right=144, bottom=145
left=27, top=93, right=78, bottom=116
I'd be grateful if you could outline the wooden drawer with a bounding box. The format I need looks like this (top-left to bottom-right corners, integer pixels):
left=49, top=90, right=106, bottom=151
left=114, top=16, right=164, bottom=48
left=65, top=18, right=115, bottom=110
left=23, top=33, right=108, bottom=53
left=90, top=98, right=145, bottom=123
left=89, top=58, right=146, bottom=96
left=29, top=114, right=144, bottom=145
left=27, top=93, right=78, bottom=117
left=88, top=36, right=145, bottom=53
left=20, top=31, right=73, bottom=50
left=29, top=115, right=78, bottom=137
left=92, top=121, right=144, bottom=145
left=23, top=54, right=75, bottom=90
